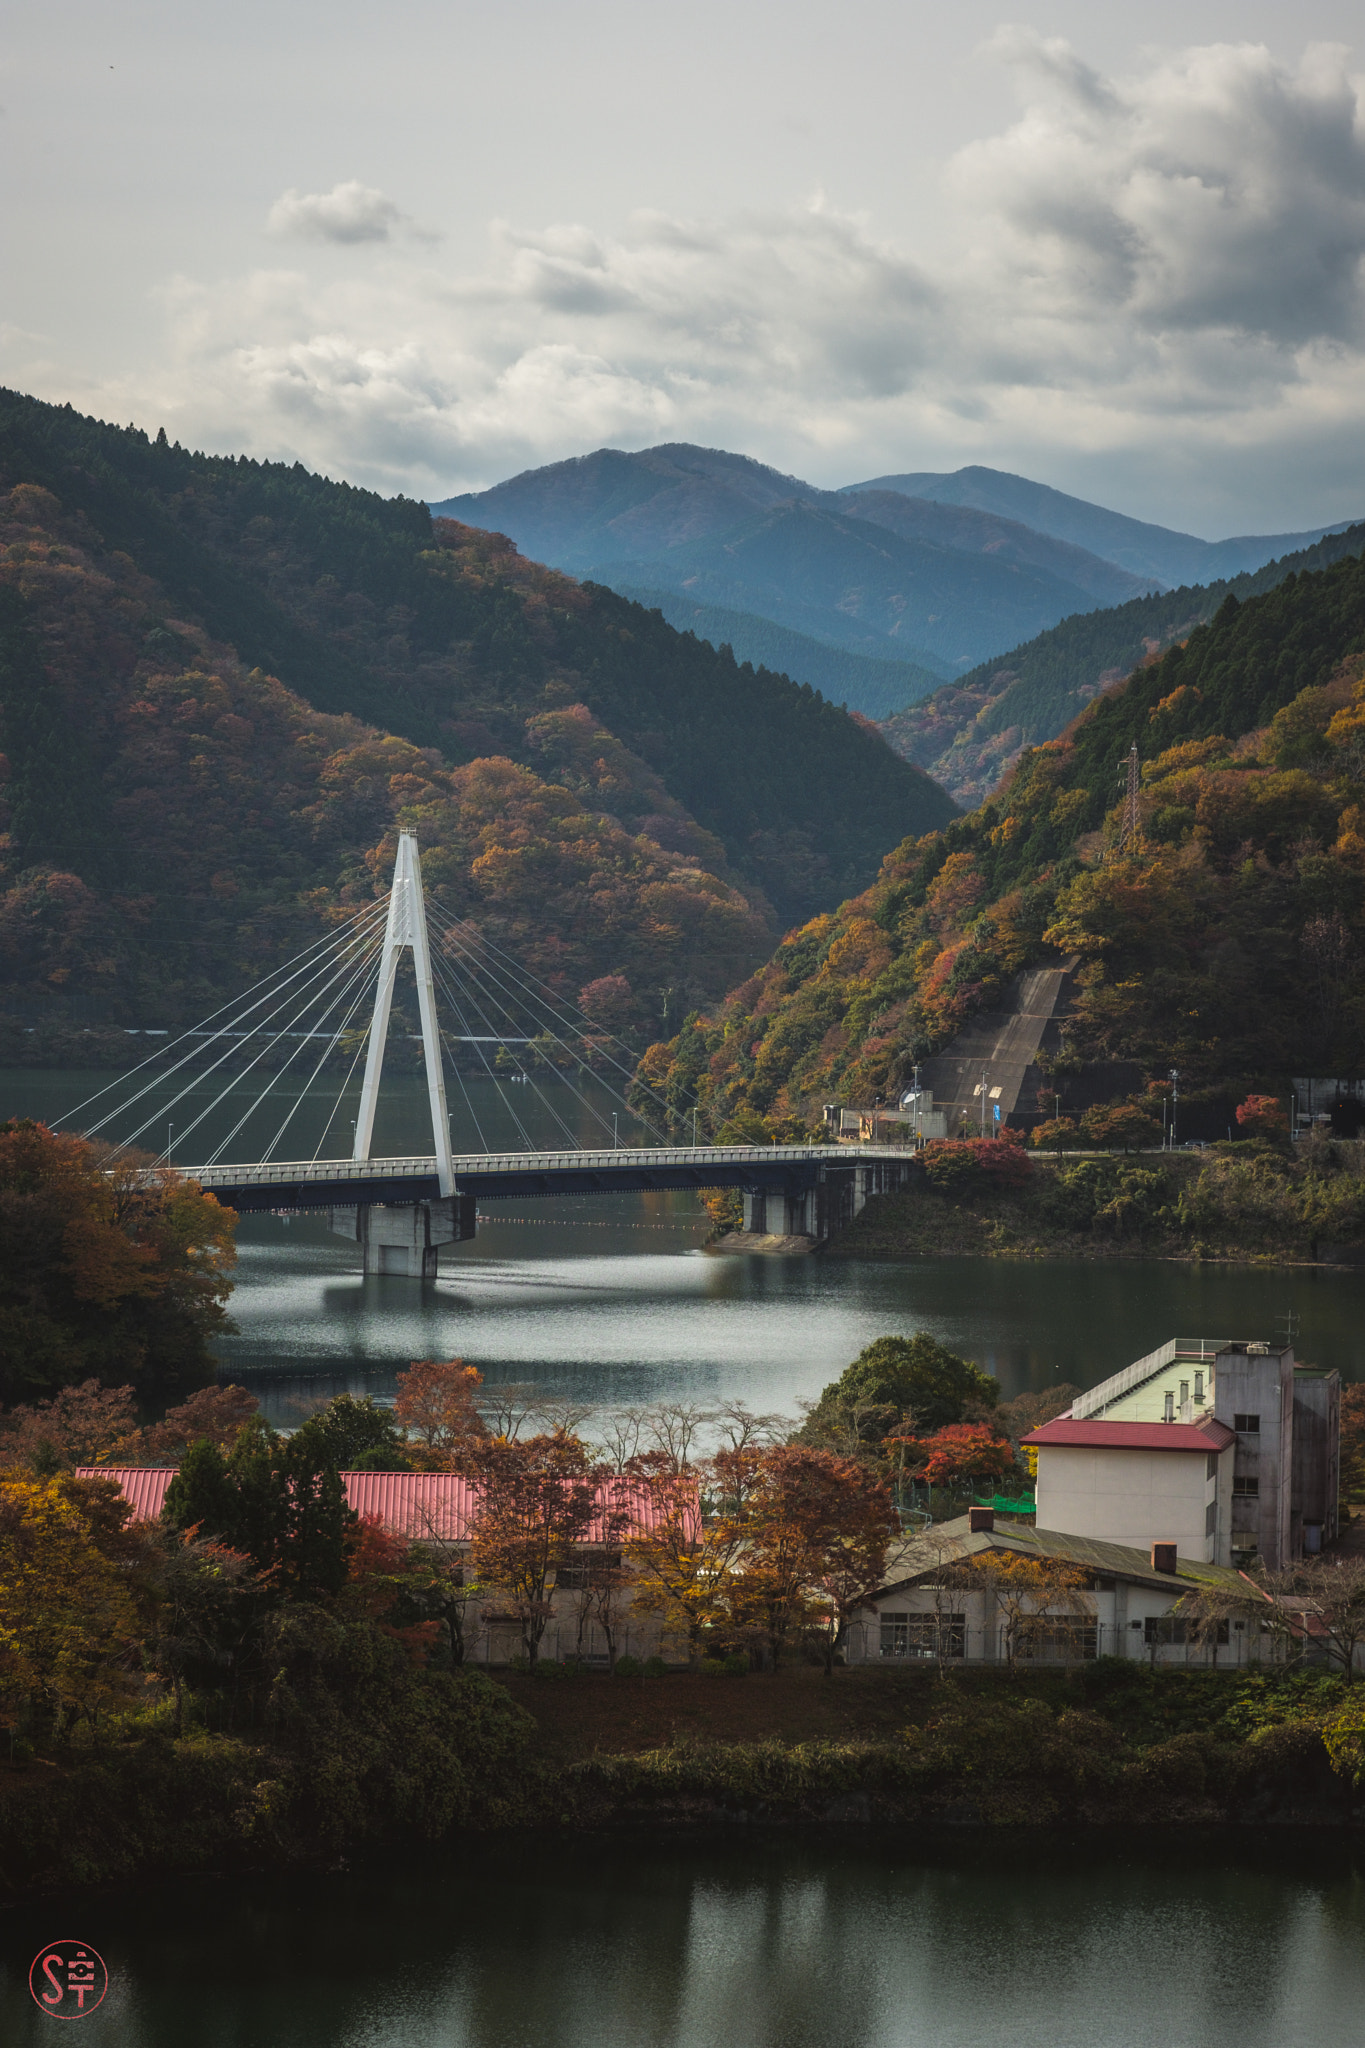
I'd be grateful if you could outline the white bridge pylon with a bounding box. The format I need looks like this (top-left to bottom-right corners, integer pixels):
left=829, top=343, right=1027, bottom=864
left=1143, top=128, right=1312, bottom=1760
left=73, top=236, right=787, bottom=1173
left=352, top=833, right=454, bottom=1197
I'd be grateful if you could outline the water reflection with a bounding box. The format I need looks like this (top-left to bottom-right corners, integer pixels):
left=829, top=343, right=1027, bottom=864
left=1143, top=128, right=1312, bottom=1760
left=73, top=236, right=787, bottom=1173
left=3, top=1833, right=1363, bottom=2047
left=5, top=1068, right=1364, bottom=1414
left=215, top=1207, right=1365, bottom=1424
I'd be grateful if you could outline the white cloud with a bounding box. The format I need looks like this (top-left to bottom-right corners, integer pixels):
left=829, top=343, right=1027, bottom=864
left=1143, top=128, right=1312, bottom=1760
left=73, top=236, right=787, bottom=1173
left=32, top=38, right=1365, bottom=527
left=267, top=180, right=412, bottom=245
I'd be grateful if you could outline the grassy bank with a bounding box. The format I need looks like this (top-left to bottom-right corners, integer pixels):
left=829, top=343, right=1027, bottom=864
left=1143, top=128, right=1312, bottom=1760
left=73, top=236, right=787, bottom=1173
left=4, top=1663, right=1362, bottom=1900
left=826, top=1142, right=1365, bottom=1265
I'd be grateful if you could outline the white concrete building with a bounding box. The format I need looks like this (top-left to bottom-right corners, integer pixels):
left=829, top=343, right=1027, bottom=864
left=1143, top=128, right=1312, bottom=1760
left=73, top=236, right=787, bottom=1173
left=1064, top=1337, right=1340, bottom=1567
left=844, top=1509, right=1267, bottom=1668
left=1023, top=1415, right=1236, bottom=1565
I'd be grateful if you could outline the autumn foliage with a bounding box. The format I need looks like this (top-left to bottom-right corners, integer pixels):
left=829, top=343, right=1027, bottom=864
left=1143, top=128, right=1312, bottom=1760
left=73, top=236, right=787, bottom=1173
left=0, top=1120, right=236, bottom=1405
left=1236, top=1093, right=1290, bottom=1138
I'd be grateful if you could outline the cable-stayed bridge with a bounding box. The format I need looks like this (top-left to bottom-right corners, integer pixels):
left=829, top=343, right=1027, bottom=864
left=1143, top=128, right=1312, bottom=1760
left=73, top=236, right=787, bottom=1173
left=59, top=835, right=913, bottom=1274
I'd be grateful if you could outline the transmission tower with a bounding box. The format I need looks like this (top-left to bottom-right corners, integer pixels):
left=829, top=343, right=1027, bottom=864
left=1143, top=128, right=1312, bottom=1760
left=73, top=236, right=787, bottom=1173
left=1117, top=743, right=1140, bottom=849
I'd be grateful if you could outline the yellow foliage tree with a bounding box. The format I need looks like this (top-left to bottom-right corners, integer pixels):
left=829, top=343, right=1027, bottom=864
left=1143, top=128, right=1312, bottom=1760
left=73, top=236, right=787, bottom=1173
left=0, top=1476, right=140, bottom=1736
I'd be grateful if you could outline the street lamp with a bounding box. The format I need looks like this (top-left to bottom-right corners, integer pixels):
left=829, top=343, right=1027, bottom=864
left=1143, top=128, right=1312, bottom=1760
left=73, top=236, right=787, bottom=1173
left=166, top=1121, right=174, bottom=1164
left=1169, top=1069, right=1180, bottom=1148
left=612, top=1112, right=619, bottom=1149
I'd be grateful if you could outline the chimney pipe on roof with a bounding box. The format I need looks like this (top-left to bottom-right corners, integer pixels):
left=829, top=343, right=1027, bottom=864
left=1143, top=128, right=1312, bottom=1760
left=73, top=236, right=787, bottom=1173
left=1151, top=1542, right=1178, bottom=1575
left=969, top=1507, right=994, bottom=1533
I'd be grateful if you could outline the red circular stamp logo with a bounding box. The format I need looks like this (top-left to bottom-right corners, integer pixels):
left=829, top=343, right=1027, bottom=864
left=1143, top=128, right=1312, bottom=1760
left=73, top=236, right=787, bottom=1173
left=28, top=1942, right=108, bottom=2020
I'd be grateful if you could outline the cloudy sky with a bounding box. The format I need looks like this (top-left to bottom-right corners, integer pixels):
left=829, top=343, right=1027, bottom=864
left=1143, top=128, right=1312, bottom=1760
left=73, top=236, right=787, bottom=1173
left=5, top=1, right=1365, bottom=533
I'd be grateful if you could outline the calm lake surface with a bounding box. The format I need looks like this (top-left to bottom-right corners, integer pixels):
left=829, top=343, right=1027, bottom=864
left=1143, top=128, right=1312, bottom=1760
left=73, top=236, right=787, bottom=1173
left=4, top=1832, right=1364, bottom=2047
left=9, top=1076, right=1365, bottom=2041
left=7, top=1067, right=1364, bottom=1418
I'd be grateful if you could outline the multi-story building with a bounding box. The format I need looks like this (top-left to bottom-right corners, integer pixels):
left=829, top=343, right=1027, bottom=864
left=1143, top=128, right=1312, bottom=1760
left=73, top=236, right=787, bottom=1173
left=1050, top=1337, right=1340, bottom=1568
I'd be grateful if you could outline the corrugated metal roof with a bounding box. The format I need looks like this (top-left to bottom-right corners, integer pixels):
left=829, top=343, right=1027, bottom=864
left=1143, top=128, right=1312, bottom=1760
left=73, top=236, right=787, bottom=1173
left=876, top=1513, right=1247, bottom=1595
left=343, top=1470, right=476, bottom=1540
left=76, top=1466, right=691, bottom=1542
left=75, top=1466, right=177, bottom=1519
left=1022, top=1416, right=1236, bottom=1452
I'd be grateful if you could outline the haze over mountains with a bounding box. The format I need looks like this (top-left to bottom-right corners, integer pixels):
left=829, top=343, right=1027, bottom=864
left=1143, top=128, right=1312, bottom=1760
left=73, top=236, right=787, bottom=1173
left=845, top=466, right=1360, bottom=591
left=434, top=445, right=1360, bottom=711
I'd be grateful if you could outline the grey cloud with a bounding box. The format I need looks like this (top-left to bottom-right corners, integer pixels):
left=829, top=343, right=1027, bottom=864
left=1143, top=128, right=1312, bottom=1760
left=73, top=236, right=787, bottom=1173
left=268, top=181, right=410, bottom=245
left=69, top=38, right=1365, bottom=532
left=956, top=39, right=1365, bottom=348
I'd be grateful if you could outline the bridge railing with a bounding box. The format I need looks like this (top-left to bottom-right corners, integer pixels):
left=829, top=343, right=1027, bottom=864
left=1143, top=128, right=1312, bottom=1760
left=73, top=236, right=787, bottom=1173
left=184, top=1143, right=912, bottom=1188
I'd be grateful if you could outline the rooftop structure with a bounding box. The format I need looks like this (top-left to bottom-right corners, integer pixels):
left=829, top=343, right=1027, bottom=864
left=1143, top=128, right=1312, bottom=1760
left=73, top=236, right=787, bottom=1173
left=1062, top=1337, right=1340, bottom=1568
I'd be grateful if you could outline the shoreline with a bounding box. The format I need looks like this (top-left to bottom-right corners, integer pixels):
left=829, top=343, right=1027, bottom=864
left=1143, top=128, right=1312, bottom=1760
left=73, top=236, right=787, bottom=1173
left=5, top=1664, right=1362, bottom=1902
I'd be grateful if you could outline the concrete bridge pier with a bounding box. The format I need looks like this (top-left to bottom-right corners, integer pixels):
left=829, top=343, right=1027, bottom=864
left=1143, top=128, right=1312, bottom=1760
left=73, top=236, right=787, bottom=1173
left=742, top=1188, right=816, bottom=1236
left=329, top=1196, right=476, bottom=1277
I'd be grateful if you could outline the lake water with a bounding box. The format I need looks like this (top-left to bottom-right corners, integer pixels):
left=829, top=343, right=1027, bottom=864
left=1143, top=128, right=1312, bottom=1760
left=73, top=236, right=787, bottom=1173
left=6, top=1067, right=1364, bottom=1421
left=4, top=1832, right=1364, bottom=2047
left=8, top=1083, right=1365, bottom=2044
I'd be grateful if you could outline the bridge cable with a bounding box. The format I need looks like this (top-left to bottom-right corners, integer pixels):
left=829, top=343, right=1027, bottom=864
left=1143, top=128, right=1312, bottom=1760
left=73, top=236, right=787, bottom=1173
left=424, top=900, right=677, bottom=1113
left=427, top=907, right=667, bottom=1146
left=426, top=951, right=540, bottom=1151
left=109, top=915, right=388, bottom=1157
left=425, top=903, right=677, bottom=1131
left=56, top=901, right=390, bottom=1134
left=101, top=912, right=388, bottom=1155
left=426, top=907, right=643, bottom=1138
left=437, top=1021, right=491, bottom=1156
left=197, top=927, right=392, bottom=1167
left=428, top=945, right=589, bottom=1151
left=255, top=931, right=397, bottom=1164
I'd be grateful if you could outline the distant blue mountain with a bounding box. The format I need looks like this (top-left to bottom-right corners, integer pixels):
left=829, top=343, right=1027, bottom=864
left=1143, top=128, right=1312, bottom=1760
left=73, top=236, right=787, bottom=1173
left=432, top=444, right=1159, bottom=685
left=845, top=464, right=1362, bottom=589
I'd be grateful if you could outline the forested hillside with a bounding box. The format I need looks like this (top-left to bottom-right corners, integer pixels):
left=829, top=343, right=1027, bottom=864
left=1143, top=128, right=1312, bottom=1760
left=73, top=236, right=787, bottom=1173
left=0, top=391, right=954, bottom=1037
left=636, top=552, right=1365, bottom=1133
left=0, top=391, right=952, bottom=921
left=883, top=525, right=1365, bottom=805
left=604, top=586, right=946, bottom=718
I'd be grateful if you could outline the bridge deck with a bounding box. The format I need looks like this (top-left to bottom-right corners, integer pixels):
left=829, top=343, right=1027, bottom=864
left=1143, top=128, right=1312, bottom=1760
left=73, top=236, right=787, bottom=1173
left=185, top=1145, right=913, bottom=1211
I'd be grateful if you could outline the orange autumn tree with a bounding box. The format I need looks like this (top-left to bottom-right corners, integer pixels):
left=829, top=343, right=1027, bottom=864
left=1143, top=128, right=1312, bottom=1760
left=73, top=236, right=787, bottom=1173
left=393, top=1359, right=489, bottom=1470
left=891, top=1423, right=1017, bottom=1493
left=736, top=1447, right=893, bottom=1672
left=466, top=1431, right=605, bottom=1667
left=1235, top=1093, right=1290, bottom=1138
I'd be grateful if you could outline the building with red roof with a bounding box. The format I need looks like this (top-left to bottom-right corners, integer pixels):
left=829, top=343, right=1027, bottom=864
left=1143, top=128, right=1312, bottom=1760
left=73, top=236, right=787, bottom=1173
left=1021, top=1413, right=1237, bottom=1565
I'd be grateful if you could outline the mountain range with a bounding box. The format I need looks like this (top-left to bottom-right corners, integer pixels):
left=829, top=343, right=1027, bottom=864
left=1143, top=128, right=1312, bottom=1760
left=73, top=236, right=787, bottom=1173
left=434, top=444, right=1359, bottom=698
left=0, top=389, right=953, bottom=1039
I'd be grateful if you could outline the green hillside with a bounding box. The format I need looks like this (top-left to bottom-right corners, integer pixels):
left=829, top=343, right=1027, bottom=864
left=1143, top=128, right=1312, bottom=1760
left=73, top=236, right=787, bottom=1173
left=637, top=547, right=1365, bottom=1132
left=883, top=524, right=1365, bottom=805
left=0, top=392, right=956, bottom=1035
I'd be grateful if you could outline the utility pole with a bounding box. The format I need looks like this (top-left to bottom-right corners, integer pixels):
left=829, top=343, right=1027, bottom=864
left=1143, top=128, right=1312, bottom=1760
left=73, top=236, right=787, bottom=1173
left=980, top=1065, right=988, bottom=1139
left=1169, top=1068, right=1180, bottom=1148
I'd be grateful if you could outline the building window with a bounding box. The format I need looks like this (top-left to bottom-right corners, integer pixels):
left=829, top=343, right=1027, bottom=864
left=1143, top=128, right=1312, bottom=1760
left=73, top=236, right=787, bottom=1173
left=554, top=1551, right=621, bottom=1591
left=880, top=1612, right=965, bottom=1659
left=1206, top=1453, right=1218, bottom=1479
left=1233, top=1475, right=1260, bottom=1497
left=1017, top=1623, right=1099, bottom=1662
left=1234, top=1413, right=1260, bottom=1434
left=1145, top=1617, right=1228, bottom=1646
left=1205, top=1502, right=1218, bottom=1536
left=1194, top=1371, right=1204, bottom=1402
